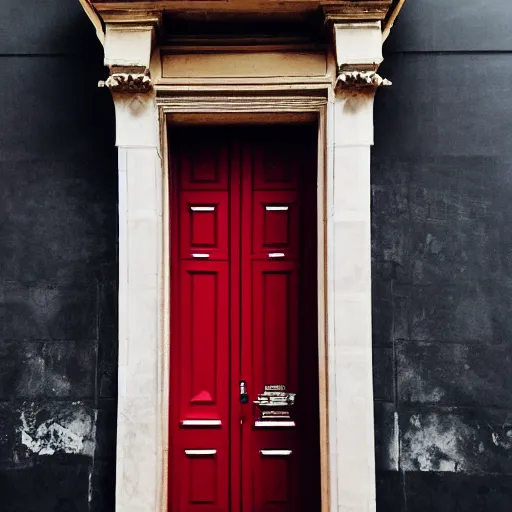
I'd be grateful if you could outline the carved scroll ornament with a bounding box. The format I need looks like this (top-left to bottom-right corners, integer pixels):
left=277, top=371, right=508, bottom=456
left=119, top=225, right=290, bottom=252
left=98, top=68, right=153, bottom=93
left=336, top=70, right=391, bottom=91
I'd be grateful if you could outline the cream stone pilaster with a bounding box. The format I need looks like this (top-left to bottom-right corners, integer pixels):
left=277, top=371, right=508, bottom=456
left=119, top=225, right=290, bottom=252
left=326, top=21, right=386, bottom=512
left=101, top=22, right=163, bottom=512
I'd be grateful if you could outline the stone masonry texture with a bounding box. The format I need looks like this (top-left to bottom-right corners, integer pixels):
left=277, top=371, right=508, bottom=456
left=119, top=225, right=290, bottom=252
left=0, top=1, right=117, bottom=511
left=372, top=1, right=512, bottom=510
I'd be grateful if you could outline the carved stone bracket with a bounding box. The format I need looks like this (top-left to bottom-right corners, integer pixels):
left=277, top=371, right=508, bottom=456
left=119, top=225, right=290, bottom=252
left=99, top=67, right=153, bottom=94
left=336, top=70, right=391, bottom=90
left=326, top=20, right=391, bottom=94
left=99, top=22, right=156, bottom=94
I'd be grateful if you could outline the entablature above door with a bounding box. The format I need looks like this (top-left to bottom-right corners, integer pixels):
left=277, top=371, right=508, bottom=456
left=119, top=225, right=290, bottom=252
left=85, top=0, right=400, bottom=24
left=82, top=0, right=406, bottom=96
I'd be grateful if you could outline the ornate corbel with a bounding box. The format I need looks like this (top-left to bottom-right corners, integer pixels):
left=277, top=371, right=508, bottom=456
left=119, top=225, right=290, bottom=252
left=99, top=66, right=153, bottom=94
left=99, top=21, right=156, bottom=95
left=336, top=68, right=391, bottom=91
left=324, top=14, right=391, bottom=94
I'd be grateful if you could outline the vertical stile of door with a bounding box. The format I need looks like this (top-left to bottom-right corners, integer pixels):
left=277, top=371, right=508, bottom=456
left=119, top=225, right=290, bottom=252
left=229, top=134, right=242, bottom=512
left=169, top=133, right=186, bottom=512
left=239, top=133, right=253, bottom=512
left=169, top=130, right=179, bottom=512
left=300, top=127, right=321, bottom=511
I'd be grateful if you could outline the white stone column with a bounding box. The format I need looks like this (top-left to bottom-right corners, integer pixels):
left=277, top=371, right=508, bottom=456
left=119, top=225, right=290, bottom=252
left=101, top=23, right=164, bottom=512
left=327, top=21, right=386, bottom=512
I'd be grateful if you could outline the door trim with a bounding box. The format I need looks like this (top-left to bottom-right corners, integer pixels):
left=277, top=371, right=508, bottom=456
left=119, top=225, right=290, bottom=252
left=162, top=103, right=329, bottom=512
left=111, top=81, right=379, bottom=512
left=99, top=25, right=381, bottom=512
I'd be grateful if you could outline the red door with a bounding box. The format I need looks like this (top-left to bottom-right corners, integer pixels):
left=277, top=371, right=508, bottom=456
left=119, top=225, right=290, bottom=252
left=169, top=126, right=320, bottom=512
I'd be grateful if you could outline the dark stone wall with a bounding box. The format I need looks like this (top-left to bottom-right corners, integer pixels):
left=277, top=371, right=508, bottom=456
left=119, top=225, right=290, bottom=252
left=373, top=1, right=512, bottom=510
left=0, top=2, right=117, bottom=511
left=2, top=0, right=510, bottom=511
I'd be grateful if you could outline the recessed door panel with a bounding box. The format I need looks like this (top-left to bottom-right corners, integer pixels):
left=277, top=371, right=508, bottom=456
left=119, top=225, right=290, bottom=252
left=252, top=138, right=299, bottom=190
left=169, top=126, right=319, bottom=512
left=177, top=442, right=229, bottom=512
left=176, top=133, right=229, bottom=191
left=254, top=448, right=298, bottom=512
left=252, top=191, right=299, bottom=258
left=188, top=455, right=217, bottom=504
left=180, top=191, right=229, bottom=260
left=251, top=261, right=299, bottom=392
left=178, top=261, right=229, bottom=422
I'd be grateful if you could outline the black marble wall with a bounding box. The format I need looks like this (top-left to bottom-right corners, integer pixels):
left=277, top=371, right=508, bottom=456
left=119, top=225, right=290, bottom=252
left=0, top=1, right=117, bottom=511
left=372, top=1, right=512, bottom=510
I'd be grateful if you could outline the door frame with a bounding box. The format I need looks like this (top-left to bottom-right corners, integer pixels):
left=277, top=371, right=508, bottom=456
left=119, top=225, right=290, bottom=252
left=161, top=104, right=329, bottom=512
left=83, top=8, right=393, bottom=510
left=166, top=122, right=323, bottom=511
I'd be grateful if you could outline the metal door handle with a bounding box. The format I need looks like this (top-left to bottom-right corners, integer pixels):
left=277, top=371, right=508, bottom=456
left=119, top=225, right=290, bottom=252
left=239, top=380, right=249, bottom=404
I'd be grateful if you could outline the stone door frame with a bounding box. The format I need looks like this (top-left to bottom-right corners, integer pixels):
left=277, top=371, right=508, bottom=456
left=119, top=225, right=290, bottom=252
left=161, top=102, right=329, bottom=512
left=79, top=2, right=406, bottom=510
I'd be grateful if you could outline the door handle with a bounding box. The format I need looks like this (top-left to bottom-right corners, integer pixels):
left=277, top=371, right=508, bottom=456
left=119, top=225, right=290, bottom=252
left=239, top=380, right=249, bottom=404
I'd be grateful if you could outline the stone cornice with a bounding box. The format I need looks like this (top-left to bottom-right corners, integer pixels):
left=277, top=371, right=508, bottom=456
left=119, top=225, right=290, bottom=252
left=322, top=1, right=393, bottom=23
left=99, top=9, right=162, bottom=28
left=87, top=0, right=398, bottom=25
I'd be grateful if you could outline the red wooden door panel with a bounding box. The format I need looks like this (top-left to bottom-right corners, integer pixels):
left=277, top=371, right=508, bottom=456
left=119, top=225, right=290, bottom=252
left=251, top=191, right=300, bottom=259
left=178, top=261, right=229, bottom=421
left=170, top=128, right=231, bottom=512
left=172, top=259, right=230, bottom=512
left=250, top=260, right=299, bottom=393
left=176, top=132, right=230, bottom=191
left=170, top=126, right=319, bottom=512
left=180, top=191, right=229, bottom=260
left=252, top=137, right=299, bottom=190
left=240, top=130, right=305, bottom=512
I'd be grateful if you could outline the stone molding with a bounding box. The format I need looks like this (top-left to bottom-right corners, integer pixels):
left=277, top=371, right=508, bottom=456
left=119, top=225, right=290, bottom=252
left=89, top=0, right=396, bottom=21
left=336, top=70, right=391, bottom=90
left=322, top=1, right=393, bottom=22
left=157, top=95, right=326, bottom=112
left=99, top=67, right=153, bottom=93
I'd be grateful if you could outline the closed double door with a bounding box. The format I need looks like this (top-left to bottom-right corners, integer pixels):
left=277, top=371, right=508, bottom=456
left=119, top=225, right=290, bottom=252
left=169, top=125, right=320, bottom=512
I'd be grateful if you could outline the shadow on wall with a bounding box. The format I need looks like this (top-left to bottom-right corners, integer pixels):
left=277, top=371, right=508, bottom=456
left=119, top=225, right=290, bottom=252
left=371, top=154, right=512, bottom=476
left=371, top=1, right=512, bottom=510
left=371, top=94, right=512, bottom=511
left=0, top=2, right=118, bottom=512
